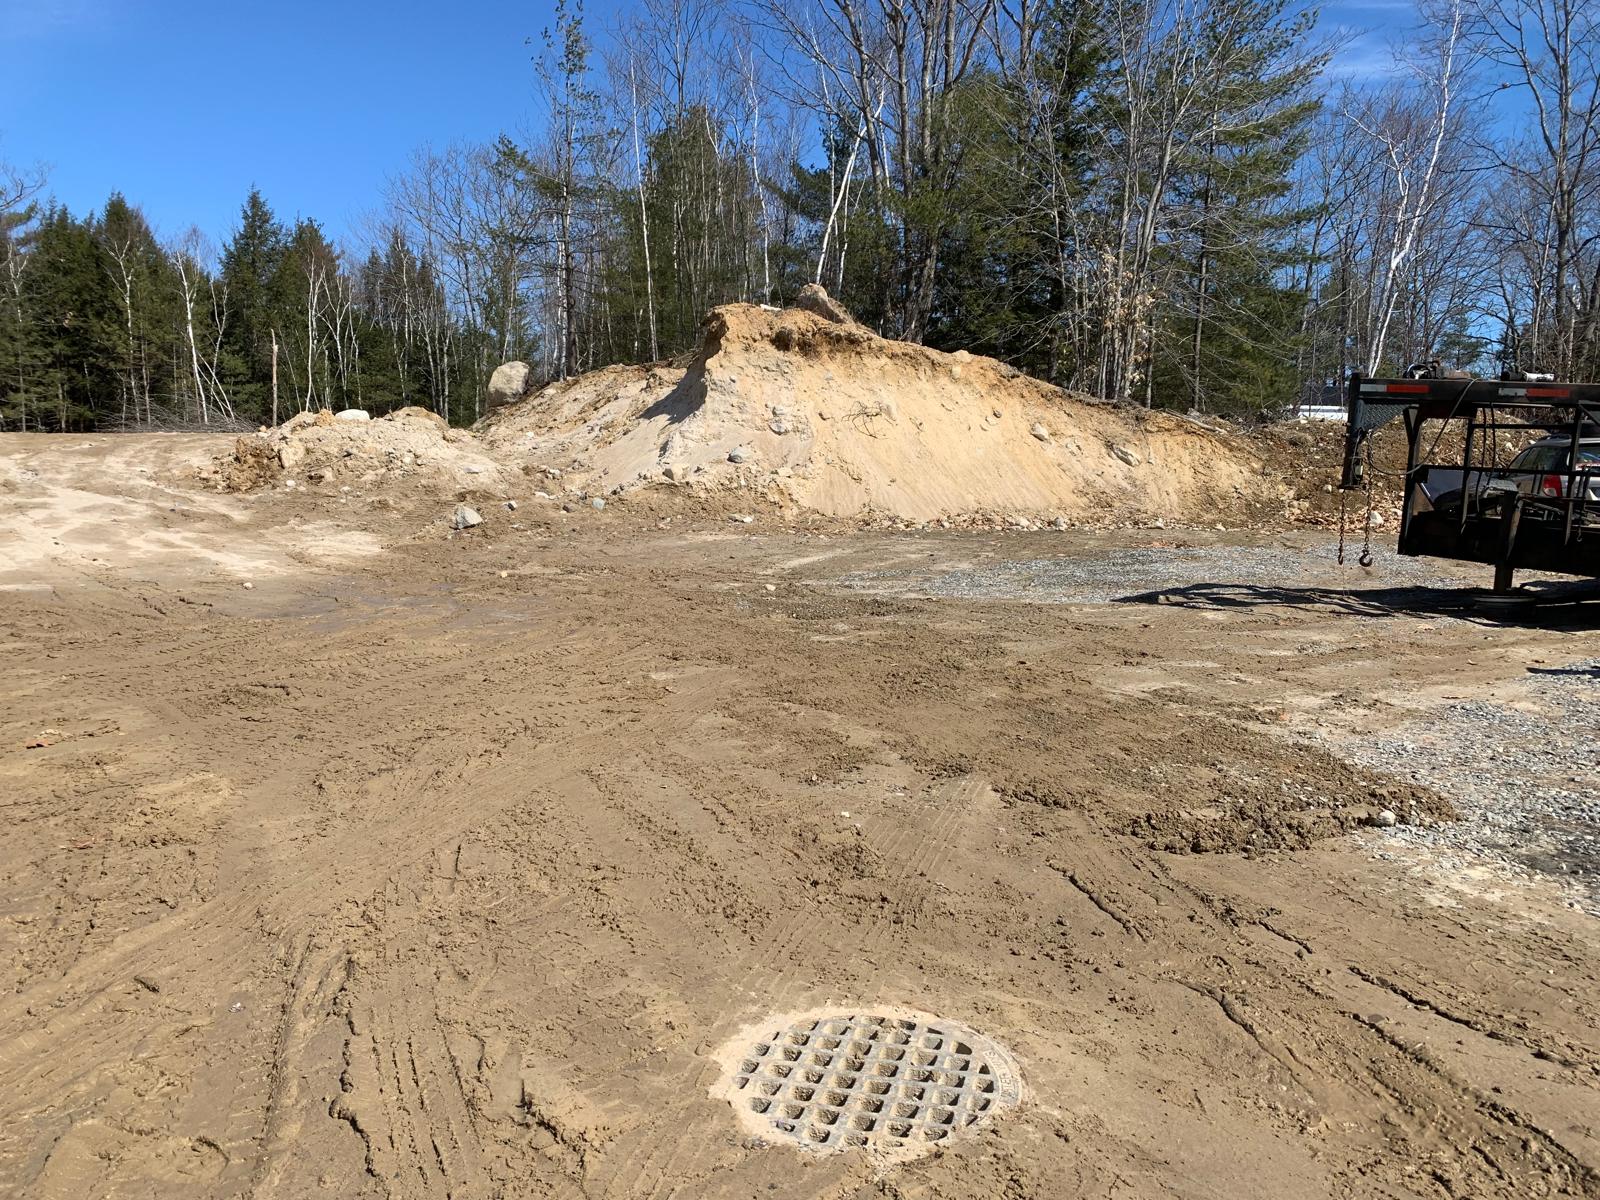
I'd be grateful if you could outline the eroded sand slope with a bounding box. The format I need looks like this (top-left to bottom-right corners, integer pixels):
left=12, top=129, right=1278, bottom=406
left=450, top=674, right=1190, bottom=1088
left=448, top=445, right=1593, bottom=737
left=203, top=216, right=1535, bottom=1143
left=482, top=303, right=1272, bottom=524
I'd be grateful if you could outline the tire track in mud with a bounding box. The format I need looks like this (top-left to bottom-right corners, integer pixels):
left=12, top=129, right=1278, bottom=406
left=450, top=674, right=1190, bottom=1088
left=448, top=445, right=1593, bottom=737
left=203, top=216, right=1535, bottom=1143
left=9, top=509, right=1600, bottom=1198
left=0, top=590, right=724, bottom=1198
left=605, top=772, right=1001, bottom=1200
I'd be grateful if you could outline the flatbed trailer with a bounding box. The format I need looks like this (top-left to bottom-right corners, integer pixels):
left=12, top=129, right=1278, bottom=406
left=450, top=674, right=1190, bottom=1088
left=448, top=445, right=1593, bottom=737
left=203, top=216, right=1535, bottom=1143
left=1339, top=374, right=1600, bottom=592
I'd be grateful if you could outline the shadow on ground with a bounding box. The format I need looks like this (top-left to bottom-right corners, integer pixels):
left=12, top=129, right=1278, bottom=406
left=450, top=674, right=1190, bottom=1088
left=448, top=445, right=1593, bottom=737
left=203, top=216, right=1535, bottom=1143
left=1116, top=581, right=1600, bottom=630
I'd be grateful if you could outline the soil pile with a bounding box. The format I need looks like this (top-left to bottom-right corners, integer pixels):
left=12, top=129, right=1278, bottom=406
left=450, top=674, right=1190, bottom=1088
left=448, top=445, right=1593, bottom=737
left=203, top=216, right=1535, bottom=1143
left=210, top=407, right=511, bottom=495
left=481, top=299, right=1276, bottom=525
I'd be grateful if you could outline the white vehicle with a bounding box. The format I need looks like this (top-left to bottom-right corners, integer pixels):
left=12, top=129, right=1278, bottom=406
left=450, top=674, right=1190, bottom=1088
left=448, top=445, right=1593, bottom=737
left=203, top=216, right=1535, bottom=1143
left=1482, top=434, right=1600, bottom=506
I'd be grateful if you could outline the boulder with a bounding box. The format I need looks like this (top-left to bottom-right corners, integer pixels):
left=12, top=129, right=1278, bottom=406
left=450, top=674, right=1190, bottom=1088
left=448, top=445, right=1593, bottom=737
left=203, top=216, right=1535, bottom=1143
left=391, top=405, right=447, bottom=429
left=488, top=361, right=531, bottom=409
left=334, top=409, right=370, bottom=421
left=793, top=283, right=855, bottom=325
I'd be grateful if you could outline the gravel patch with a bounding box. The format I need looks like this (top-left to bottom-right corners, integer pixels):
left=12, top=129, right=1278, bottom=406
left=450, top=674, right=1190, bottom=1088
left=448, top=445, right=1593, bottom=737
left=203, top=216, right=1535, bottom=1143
left=1343, top=659, right=1600, bottom=915
left=837, top=542, right=1469, bottom=607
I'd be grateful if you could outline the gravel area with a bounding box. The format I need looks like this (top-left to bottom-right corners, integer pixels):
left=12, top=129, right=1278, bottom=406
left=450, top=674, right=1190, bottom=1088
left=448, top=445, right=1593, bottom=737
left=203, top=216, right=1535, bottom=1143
left=833, top=537, right=1599, bottom=913
left=837, top=541, right=1474, bottom=608
left=1346, top=659, right=1600, bottom=916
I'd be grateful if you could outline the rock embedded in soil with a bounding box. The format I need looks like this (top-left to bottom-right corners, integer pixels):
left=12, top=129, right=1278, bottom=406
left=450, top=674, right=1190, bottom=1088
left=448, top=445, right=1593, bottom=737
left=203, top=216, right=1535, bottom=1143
left=488, top=361, right=531, bottom=408
left=451, top=505, right=483, bottom=530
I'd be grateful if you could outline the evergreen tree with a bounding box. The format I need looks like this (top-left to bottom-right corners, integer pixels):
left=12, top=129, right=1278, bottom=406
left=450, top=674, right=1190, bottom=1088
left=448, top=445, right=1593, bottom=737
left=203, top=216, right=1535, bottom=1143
left=97, top=194, right=174, bottom=426
left=1152, top=0, right=1324, bottom=413
left=219, top=188, right=286, bottom=419
left=17, top=206, right=118, bottom=430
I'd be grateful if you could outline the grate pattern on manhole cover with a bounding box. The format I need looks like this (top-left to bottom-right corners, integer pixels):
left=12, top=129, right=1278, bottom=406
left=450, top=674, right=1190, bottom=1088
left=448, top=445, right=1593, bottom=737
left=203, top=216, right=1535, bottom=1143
left=714, top=1009, right=1021, bottom=1159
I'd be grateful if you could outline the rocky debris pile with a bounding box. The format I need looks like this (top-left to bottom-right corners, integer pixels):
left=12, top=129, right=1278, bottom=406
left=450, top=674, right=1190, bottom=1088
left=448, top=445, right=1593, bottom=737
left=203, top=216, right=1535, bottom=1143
left=210, top=407, right=510, bottom=495
left=479, top=289, right=1273, bottom=526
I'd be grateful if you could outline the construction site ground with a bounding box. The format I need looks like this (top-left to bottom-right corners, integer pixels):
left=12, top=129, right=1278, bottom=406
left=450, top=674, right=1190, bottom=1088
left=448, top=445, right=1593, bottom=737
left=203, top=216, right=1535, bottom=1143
left=3, top=433, right=1599, bottom=1199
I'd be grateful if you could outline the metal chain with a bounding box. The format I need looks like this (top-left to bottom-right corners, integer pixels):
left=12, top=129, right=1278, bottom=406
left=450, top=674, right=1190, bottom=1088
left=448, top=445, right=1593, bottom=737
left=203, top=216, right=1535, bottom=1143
left=1358, top=440, right=1376, bottom=567
left=1337, top=485, right=1349, bottom=565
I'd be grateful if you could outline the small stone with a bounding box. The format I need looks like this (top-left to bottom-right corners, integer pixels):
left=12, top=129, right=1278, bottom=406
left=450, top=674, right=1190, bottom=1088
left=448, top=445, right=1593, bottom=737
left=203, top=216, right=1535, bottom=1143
left=242, top=582, right=254, bottom=590
left=505, top=500, right=518, bottom=510
left=498, top=570, right=510, bottom=579
left=728, top=446, right=752, bottom=464
left=1030, top=422, right=1051, bottom=442
left=769, top=420, right=790, bottom=435
left=333, top=409, right=370, bottom=421
left=464, top=465, right=483, bottom=475
left=1050, top=517, right=1068, bottom=530
left=1375, top=810, right=1398, bottom=827
left=764, top=583, right=777, bottom=592
left=451, top=505, right=483, bottom=530
left=663, top=464, right=683, bottom=481
left=591, top=497, right=605, bottom=511
left=1110, top=443, right=1140, bottom=467
left=730, top=514, right=755, bottom=524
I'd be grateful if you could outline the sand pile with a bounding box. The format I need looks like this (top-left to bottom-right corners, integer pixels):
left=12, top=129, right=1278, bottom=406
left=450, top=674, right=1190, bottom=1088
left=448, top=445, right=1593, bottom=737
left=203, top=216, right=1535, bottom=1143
left=480, top=296, right=1274, bottom=524
left=212, top=407, right=510, bottom=494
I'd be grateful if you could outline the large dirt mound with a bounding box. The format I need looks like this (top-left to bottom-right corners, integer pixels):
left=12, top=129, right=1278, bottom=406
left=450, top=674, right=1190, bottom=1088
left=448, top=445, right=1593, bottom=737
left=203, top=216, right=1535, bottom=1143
left=481, top=301, right=1276, bottom=524
left=210, top=407, right=511, bottom=495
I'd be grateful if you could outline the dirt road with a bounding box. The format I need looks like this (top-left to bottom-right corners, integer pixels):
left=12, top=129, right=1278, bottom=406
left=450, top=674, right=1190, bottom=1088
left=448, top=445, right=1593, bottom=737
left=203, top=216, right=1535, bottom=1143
left=3, top=434, right=1598, bottom=1199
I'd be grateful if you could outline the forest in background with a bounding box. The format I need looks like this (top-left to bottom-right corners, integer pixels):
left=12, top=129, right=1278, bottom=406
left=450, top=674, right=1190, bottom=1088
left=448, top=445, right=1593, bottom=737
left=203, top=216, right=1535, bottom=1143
left=1, top=0, right=1597, bottom=432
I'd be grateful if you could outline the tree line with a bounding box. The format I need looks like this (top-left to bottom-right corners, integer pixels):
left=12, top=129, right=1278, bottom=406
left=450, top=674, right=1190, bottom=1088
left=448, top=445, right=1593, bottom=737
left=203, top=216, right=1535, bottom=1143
left=2, top=0, right=1596, bottom=432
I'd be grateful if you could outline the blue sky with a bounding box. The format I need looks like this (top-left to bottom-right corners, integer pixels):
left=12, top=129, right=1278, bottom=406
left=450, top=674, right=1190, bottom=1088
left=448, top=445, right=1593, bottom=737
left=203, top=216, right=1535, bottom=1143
left=3, top=0, right=557, bottom=245
left=3, top=0, right=1412, bottom=252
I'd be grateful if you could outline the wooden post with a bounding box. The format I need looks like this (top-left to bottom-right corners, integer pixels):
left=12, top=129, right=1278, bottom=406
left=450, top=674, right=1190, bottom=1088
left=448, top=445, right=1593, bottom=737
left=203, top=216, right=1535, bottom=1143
left=271, top=329, right=279, bottom=428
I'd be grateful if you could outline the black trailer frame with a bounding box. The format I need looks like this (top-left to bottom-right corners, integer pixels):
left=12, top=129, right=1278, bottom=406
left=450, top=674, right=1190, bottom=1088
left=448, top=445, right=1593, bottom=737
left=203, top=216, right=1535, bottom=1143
left=1339, top=374, right=1600, bottom=591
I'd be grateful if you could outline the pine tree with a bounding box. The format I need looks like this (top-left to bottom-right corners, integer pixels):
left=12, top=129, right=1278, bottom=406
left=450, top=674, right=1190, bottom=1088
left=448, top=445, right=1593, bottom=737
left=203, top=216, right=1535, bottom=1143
left=97, top=194, right=174, bottom=426
left=219, top=188, right=286, bottom=420
left=1153, top=0, right=1324, bottom=413
left=18, top=207, right=119, bottom=429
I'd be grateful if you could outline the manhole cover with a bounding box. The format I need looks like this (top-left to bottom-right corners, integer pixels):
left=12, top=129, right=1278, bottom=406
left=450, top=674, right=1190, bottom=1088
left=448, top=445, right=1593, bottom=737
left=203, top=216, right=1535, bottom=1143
left=714, top=1008, right=1021, bottom=1159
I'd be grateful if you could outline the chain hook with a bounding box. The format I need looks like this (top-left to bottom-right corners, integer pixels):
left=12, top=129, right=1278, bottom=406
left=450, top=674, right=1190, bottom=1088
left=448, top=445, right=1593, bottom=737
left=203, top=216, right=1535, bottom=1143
left=1358, top=440, right=1376, bottom=567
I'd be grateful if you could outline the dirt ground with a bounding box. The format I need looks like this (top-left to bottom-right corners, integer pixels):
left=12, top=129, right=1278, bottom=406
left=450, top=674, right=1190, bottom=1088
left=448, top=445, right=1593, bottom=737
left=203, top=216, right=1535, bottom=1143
left=3, top=432, right=1599, bottom=1200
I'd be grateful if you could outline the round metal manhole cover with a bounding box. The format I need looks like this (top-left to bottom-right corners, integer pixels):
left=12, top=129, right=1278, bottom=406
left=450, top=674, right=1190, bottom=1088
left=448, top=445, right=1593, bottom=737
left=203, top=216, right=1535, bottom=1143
left=713, top=1008, right=1022, bottom=1159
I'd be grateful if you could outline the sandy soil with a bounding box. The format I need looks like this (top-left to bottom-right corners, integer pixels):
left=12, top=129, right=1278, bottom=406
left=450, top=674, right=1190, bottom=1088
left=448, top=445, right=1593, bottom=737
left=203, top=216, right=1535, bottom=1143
left=479, top=303, right=1273, bottom=526
left=3, top=434, right=1599, bottom=1199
